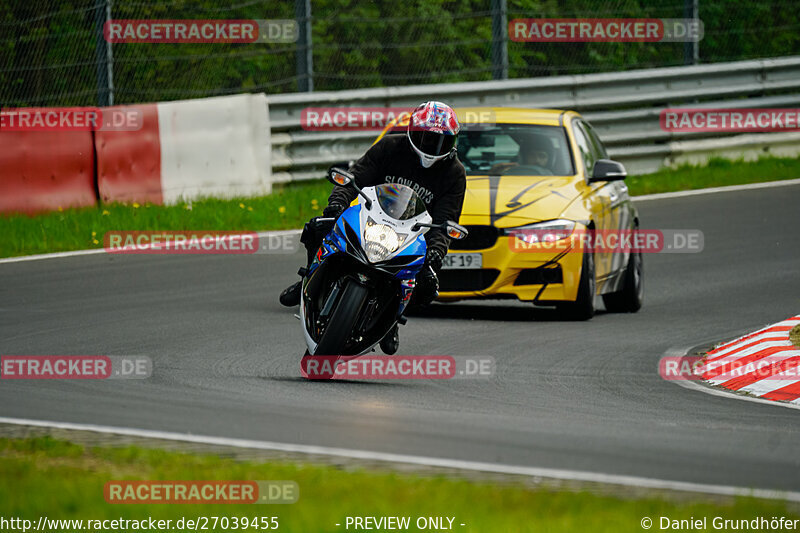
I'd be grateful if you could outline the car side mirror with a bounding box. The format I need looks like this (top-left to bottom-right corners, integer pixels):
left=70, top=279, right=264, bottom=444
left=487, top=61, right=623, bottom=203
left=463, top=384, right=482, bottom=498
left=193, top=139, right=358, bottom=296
left=589, top=159, right=627, bottom=183
left=328, top=167, right=355, bottom=187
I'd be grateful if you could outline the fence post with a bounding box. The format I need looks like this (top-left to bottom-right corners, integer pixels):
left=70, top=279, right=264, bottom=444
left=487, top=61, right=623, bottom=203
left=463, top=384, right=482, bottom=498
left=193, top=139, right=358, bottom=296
left=295, top=0, right=313, bottom=92
left=491, top=0, right=509, bottom=80
left=684, top=0, right=699, bottom=65
left=95, top=0, right=114, bottom=106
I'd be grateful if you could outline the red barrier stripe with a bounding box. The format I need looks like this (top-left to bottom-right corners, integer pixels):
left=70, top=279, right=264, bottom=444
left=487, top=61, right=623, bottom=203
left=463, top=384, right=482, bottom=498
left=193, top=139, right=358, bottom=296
left=706, top=324, right=796, bottom=358
left=96, top=104, right=162, bottom=204
left=720, top=356, right=800, bottom=391
left=0, top=126, right=96, bottom=213
left=701, top=345, right=796, bottom=379
left=761, top=382, right=800, bottom=402
left=705, top=336, right=791, bottom=363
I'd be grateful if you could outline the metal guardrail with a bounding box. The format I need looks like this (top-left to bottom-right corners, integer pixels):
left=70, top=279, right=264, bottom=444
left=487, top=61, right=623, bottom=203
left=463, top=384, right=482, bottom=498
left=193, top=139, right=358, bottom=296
left=265, top=56, right=800, bottom=182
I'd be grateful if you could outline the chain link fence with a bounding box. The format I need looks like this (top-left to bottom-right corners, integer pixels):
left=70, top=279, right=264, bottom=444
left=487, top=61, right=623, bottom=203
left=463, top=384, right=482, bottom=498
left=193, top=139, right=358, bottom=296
left=2, top=0, right=799, bottom=107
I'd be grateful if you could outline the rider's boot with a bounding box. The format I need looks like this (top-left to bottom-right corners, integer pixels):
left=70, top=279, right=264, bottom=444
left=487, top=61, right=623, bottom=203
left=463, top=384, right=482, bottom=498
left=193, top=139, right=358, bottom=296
left=279, top=281, right=302, bottom=307
left=279, top=267, right=308, bottom=307
left=379, top=324, right=400, bottom=355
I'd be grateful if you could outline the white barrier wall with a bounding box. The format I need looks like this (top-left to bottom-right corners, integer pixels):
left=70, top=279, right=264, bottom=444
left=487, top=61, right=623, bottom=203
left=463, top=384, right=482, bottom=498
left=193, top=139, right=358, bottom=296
left=157, top=93, right=271, bottom=203
left=266, top=56, right=800, bottom=180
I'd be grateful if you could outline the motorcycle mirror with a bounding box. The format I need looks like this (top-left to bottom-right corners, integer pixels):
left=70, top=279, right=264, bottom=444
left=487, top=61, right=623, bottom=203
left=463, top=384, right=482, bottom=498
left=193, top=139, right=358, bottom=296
left=410, top=221, right=469, bottom=239
left=328, top=167, right=372, bottom=209
left=328, top=167, right=354, bottom=187
left=446, top=222, right=469, bottom=240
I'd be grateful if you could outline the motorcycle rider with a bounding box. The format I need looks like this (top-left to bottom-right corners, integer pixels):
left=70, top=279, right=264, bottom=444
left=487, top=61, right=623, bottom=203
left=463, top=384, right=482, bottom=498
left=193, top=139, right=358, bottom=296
left=279, top=101, right=467, bottom=355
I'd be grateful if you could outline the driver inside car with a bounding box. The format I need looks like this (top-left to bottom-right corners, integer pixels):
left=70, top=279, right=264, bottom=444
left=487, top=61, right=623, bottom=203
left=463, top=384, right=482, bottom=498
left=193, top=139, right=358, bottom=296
left=279, top=101, right=467, bottom=355
left=489, top=132, right=555, bottom=176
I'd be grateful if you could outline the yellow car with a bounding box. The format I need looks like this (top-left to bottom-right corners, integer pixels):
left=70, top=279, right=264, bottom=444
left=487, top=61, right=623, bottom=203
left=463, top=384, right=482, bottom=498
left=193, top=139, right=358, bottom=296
left=376, top=107, right=643, bottom=320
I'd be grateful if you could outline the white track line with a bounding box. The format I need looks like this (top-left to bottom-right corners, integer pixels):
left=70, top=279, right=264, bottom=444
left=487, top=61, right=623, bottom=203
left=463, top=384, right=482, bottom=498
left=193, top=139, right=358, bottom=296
left=0, top=229, right=302, bottom=265
left=0, top=248, right=107, bottom=264
left=3, top=179, right=799, bottom=265
left=0, top=416, right=798, bottom=502
left=632, top=177, right=800, bottom=201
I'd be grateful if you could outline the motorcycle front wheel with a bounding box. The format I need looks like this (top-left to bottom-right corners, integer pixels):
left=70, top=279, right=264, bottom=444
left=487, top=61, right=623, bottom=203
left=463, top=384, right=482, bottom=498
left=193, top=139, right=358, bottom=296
left=314, top=278, right=369, bottom=356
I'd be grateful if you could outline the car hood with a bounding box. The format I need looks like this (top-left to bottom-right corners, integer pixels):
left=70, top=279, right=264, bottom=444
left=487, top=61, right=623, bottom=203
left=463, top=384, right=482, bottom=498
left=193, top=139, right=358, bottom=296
left=460, top=175, right=582, bottom=228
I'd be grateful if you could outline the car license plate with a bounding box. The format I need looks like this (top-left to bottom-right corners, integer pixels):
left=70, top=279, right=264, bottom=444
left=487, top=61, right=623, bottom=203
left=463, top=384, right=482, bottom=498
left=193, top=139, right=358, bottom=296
left=442, top=253, right=482, bottom=269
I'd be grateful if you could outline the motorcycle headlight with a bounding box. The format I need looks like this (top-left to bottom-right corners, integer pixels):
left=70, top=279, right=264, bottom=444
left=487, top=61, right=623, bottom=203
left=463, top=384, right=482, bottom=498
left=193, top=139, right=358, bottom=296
left=505, top=219, right=575, bottom=245
left=363, top=218, right=407, bottom=263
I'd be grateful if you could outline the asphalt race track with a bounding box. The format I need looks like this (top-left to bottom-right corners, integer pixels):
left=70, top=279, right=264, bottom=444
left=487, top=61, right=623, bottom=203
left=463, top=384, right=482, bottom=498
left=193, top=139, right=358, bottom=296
left=1, top=184, right=799, bottom=492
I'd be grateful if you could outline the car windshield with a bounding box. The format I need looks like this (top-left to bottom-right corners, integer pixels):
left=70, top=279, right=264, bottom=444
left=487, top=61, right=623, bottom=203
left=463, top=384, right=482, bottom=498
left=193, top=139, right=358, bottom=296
left=456, top=124, right=575, bottom=176
left=375, top=183, right=428, bottom=220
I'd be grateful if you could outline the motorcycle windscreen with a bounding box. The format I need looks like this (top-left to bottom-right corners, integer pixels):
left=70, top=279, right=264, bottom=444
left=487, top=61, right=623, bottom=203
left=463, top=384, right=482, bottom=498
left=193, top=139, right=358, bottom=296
left=375, top=183, right=427, bottom=220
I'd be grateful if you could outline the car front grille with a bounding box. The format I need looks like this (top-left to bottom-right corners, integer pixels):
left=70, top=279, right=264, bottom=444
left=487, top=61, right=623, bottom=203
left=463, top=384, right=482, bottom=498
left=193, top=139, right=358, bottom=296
left=439, top=269, right=500, bottom=292
left=448, top=225, right=499, bottom=251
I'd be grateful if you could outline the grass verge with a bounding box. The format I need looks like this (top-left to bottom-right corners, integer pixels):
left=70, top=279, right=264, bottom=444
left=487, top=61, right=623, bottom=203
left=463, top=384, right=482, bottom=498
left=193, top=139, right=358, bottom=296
left=0, top=180, right=331, bottom=258
left=624, top=156, right=800, bottom=196
left=1, top=436, right=798, bottom=533
left=1, top=156, right=798, bottom=259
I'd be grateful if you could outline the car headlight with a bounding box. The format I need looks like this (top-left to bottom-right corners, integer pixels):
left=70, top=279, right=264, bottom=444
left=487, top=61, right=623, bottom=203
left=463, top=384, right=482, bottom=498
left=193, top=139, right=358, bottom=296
left=505, top=219, right=575, bottom=245
left=363, top=218, right=407, bottom=263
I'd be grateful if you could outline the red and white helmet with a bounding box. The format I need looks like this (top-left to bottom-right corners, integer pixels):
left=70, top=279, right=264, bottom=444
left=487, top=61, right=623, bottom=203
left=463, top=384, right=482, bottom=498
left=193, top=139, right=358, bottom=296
left=407, top=101, right=460, bottom=168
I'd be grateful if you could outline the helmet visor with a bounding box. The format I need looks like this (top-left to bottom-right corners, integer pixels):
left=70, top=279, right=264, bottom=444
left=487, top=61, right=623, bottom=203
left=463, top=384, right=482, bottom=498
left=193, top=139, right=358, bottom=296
left=409, top=129, right=456, bottom=157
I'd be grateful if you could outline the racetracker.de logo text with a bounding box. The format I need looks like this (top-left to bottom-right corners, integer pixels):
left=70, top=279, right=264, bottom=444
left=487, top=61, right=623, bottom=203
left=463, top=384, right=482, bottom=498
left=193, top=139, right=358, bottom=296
left=104, top=19, right=298, bottom=44
left=103, top=231, right=300, bottom=255
left=509, top=18, right=703, bottom=43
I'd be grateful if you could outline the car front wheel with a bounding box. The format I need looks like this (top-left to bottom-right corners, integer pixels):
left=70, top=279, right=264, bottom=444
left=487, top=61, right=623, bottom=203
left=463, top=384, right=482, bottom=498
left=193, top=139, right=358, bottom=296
left=602, top=247, right=643, bottom=313
left=558, top=250, right=596, bottom=321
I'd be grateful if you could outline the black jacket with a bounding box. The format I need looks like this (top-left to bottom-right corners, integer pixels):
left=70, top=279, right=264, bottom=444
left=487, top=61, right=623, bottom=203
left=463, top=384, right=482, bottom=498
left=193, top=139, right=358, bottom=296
left=328, top=134, right=467, bottom=260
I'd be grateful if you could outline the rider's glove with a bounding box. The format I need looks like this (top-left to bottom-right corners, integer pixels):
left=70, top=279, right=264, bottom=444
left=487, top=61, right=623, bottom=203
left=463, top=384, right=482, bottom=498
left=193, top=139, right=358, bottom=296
left=412, top=265, right=439, bottom=306
left=312, top=216, right=336, bottom=236
left=305, top=204, right=345, bottom=248
left=301, top=215, right=339, bottom=257
left=322, top=203, right=346, bottom=219
left=425, top=248, right=444, bottom=273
